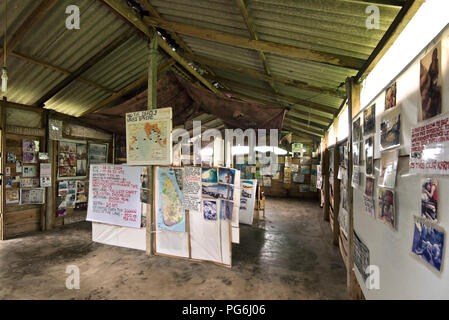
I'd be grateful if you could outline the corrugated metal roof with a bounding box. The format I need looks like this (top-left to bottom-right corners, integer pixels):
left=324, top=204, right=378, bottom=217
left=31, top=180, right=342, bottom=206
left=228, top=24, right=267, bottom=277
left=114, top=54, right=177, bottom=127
left=0, top=0, right=405, bottom=138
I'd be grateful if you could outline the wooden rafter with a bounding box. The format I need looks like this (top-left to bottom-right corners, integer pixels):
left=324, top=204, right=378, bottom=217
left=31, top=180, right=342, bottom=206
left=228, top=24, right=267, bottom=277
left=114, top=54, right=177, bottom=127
left=183, top=52, right=341, bottom=97
left=101, top=0, right=221, bottom=96
left=34, top=32, right=132, bottom=107
left=283, top=118, right=324, bottom=135
left=141, top=17, right=365, bottom=69
left=79, top=58, right=175, bottom=117
left=283, top=122, right=324, bottom=138
left=0, top=0, right=59, bottom=62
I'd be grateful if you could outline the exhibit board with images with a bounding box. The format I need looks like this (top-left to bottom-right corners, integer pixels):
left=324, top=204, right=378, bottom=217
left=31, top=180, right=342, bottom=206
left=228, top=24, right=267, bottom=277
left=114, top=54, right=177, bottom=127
left=351, top=26, right=449, bottom=299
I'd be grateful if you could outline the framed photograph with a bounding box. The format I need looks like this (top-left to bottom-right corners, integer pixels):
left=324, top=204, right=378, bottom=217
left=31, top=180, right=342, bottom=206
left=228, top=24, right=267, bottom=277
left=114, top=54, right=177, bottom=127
left=5, top=189, right=20, bottom=204
left=6, top=152, right=16, bottom=163
left=88, top=142, right=108, bottom=165
left=353, top=117, right=362, bottom=142
left=353, top=142, right=361, bottom=166
left=365, top=177, right=375, bottom=197
left=22, top=165, right=38, bottom=177
left=22, top=139, right=40, bottom=152
left=20, top=188, right=45, bottom=205
left=364, top=136, right=374, bottom=176
left=363, top=104, right=376, bottom=136
left=412, top=216, right=444, bottom=272
left=58, top=139, right=87, bottom=180
left=419, top=42, right=442, bottom=121
left=380, top=107, right=401, bottom=151
left=421, top=178, right=438, bottom=221
left=203, top=200, right=218, bottom=221
left=23, top=152, right=38, bottom=164
left=378, top=149, right=399, bottom=188
left=218, top=167, right=236, bottom=185
left=385, top=82, right=397, bottom=110
left=201, top=168, right=218, bottom=183
left=378, top=187, right=395, bottom=229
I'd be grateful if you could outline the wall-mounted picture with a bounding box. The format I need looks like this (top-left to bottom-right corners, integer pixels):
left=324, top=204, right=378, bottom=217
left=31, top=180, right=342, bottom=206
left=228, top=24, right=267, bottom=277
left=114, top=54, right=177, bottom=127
left=365, top=177, right=375, bottom=197
left=38, top=153, right=49, bottom=161
left=421, top=178, right=438, bottom=221
left=419, top=42, right=442, bottom=121
left=220, top=200, right=233, bottom=220
left=352, top=166, right=361, bottom=188
left=23, top=152, right=38, bottom=164
left=201, top=168, right=218, bottom=183
left=20, top=178, right=40, bottom=188
left=58, top=140, right=87, bottom=179
left=378, top=187, right=395, bottom=229
left=385, top=82, right=397, bottom=110
left=20, top=188, right=45, bottom=205
left=353, top=117, right=362, bottom=142
left=412, top=216, right=444, bottom=272
left=5, top=167, right=11, bottom=176
left=16, top=160, right=22, bottom=173
left=88, top=143, right=108, bottom=165
left=203, top=200, right=217, bottom=221
left=22, top=139, right=39, bottom=152
left=380, top=107, right=401, bottom=151
left=22, top=165, right=37, bottom=178
left=354, top=232, right=370, bottom=281
left=363, top=104, right=376, bottom=136
left=365, top=136, right=374, bottom=176
left=7, top=152, right=16, bottom=163
left=218, top=168, right=235, bottom=185
left=353, top=142, right=361, bottom=165
left=5, top=189, right=19, bottom=204
left=378, top=149, right=398, bottom=188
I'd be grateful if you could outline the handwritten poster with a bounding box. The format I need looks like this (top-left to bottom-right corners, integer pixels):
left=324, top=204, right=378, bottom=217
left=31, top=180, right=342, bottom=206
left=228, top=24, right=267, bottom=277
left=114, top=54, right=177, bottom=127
left=410, top=113, right=449, bottom=174
left=87, top=164, right=142, bottom=228
left=125, top=108, right=172, bottom=165
left=183, top=166, right=201, bottom=212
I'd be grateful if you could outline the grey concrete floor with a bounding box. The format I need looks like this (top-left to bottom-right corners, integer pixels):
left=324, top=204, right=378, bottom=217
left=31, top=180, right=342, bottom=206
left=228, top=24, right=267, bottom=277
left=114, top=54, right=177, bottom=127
left=0, top=198, right=347, bottom=299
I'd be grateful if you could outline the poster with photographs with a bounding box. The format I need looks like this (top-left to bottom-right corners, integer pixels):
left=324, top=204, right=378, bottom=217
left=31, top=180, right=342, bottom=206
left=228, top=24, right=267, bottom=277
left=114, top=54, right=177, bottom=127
left=203, top=200, right=218, bottom=220
left=365, top=177, right=375, bottom=197
left=88, top=142, right=108, bottom=165
left=378, top=187, right=395, bottom=229
left=140, top=167, right=151, bottom=204
left=419, top=42, right=442, bottom=121
left=5, top=189, right=20, bottom=204
left=20, top=188, right=45, bottom=205
left=385, top=82, right=397, bottom=110
left=220, top=200, right=233, bottom=221
left=421, top=178, right=438, bottom=221
left=16, top=160, right=22, bottom=173
left=40, top=163, right=51, bottom=187
left=363, top=195, right=376, bottom=218
left=353, top=142, right=361, bottom=166
left=354, top=231, right=370, bottom=282
left=7, top=152, right=16, bottom=163
left=364, top=136, right=374, bottom=176
left=22, top=140, right=39, bottom=164
left=380, top=107, right=401, bottom=151
left=292, top=142, right=303, bottom=158
left=353, top=117, right=362, bottom=142
left=20, top=178, right=40, bottom=188
left=58, top=140, right=87, bottom=179
left=378, top=149, right=398, bottom=188
left=22, top=165, right=37, bottom=178
left=411, top=216, right=445, bottom=273
left=363, top=104, right=376, bottom=136
left=75, top=181, right=88, bottom=211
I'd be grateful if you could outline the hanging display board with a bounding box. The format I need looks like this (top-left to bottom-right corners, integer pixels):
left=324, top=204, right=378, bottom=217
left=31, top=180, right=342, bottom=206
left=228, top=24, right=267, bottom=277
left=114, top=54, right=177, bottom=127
left=87, top=164, right=142, bottom=229
left=239, top=179, right=257, bottom=225
left=125, top=108, right=172, bottom=165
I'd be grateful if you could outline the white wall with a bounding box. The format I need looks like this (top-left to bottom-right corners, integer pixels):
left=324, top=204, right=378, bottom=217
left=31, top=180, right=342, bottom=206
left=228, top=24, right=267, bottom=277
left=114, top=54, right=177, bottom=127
left=353, top=2, right=449, bottom=299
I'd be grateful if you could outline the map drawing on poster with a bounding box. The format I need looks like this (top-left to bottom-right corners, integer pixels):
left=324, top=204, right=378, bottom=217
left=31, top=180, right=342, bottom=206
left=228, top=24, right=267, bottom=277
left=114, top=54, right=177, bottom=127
left=156, top=167, right=186, bottom=232
left=87, top=165, right=142, bottom=228
left=126, top=108, right=172, bottom=165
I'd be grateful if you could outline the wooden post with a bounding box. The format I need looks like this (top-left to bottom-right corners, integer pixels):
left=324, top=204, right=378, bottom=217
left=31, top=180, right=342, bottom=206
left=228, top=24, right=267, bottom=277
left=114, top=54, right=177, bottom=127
left=40, top=109, right=49, bottom=231
left=332, top=142, right=340, bottom=246
left=0, top=97, right=6, bottom=240
left=146, top=31, right=159, bottom=257
left=346, top=77, right=360, bottom=299
left=323, top=149, right=330, bottom=222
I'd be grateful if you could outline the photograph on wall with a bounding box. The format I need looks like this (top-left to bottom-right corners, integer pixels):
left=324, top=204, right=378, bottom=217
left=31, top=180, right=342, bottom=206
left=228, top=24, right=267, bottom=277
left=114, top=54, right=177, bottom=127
left=380, top=107, right=401, bottom=151
left=410, top=113, right=449, bottom=174
left=22, top=139, right=39, bottom=153
left=156, top=167, right=185, bottom=232
left=378, top=187, right=395, bottom=229
left=75, top=181, right=87, bottom=209
left=20, top=188, right=45, bottom=205
left=203, top=200, right=218, bottom=221
left=363, top=104, right=376, bottom=136
left=16, top=160, right=22, bottom=173
left=363, top=195, right=376, bottom=218
left=385, top=82, right=397, bottom=110
left=421, top=178, right=438, bottom=221
left=7, top=152, right=16, bottom=163
left=125, top=108, right=172, bottom=165
left=5, top=189, right=19, bottom=204
left=419, top=42, right=442, bottom=121
left=218, top=167, right=235, bottom=184
left=88, top=143, right=108, bottom=165
left=365, top=177, right=375, bottom=197
left=5, top=167, right=11, bottom=176
left=354, top=231, right=370, bottom=282
left=58, top=140, right=87, bottom=179
left=20, top=178, right=40, bottom=188
left=22, top=165, right=37, bottom=178
left=40, top=163, right=51, bottom=187
left=353, top=142, right=361, bottom=165
left=201, top=168, right=218, bottom=183
left=292, top=142, right=303, bottom=158
left=378, top=149, right=398, bottom=188
left=140, top=167, right=151, bottom=204
left=23, top=151, right=38, bottom=164
left=293, top=173, right=305, bottom=183
left=365, top=136, right=374, bottom=176
left=412, top=216, right=445, bottom=273
left=353, top=117, right=362, bottom=142
left=220, top=200, right=233, bottom=220
left=352, top=166, right=361, bottom=188
left=38, top=153, right=49, bottom=161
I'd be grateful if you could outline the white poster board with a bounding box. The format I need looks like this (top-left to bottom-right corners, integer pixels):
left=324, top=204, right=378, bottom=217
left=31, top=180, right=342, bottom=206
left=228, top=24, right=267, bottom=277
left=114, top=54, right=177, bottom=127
left=87, top=164, right=142, bottom=228
left=239, top=179, right=257, bottom=225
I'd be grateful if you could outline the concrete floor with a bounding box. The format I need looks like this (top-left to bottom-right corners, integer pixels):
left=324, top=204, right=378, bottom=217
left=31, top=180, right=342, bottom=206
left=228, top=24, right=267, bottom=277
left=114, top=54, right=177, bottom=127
left=0, top=198, right=347, bottom=300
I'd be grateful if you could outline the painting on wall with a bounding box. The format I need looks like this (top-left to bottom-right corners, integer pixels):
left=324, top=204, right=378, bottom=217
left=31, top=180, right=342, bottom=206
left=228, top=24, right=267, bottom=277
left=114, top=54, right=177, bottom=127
left=385, top=82, right=397, bottom=110
left=421, top=178, right=438, bottom=221
left=378, top=187, right=395, bottom=229
left=419, top=42, right=442, bottom=121
left=412, top=216, right=444, bottom=272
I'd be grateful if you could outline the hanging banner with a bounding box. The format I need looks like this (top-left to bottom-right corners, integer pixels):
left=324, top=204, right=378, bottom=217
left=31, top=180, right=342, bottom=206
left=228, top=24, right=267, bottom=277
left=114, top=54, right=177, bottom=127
left=87, top=164, right=142, bottom=228
left=410, top=113, right=449, bottom=174
left=125, top=108, right=172, bottom=165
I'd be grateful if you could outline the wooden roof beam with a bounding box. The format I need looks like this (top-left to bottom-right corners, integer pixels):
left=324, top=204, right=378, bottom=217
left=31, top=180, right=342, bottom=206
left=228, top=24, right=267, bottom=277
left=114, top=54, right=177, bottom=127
left=141, top=16, right=365, bottom=69
left=0, top=0, right=59, bottom=62
left=283, top=123, right=324, bottom=138
left=283, top=118, right=325, bottom=136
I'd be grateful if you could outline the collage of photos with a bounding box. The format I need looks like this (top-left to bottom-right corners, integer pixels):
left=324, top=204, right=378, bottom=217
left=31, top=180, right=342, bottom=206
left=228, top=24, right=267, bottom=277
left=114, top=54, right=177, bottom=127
left=201, top=167, right=236, bottom=221
left=22, top=139, right=39, bottom=164
left=58, top=140, right=87, bottom=178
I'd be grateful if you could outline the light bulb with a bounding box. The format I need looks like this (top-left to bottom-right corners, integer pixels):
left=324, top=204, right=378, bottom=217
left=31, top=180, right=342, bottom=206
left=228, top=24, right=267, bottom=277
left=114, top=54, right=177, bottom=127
left=1, top=67, right=7, bottom=93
